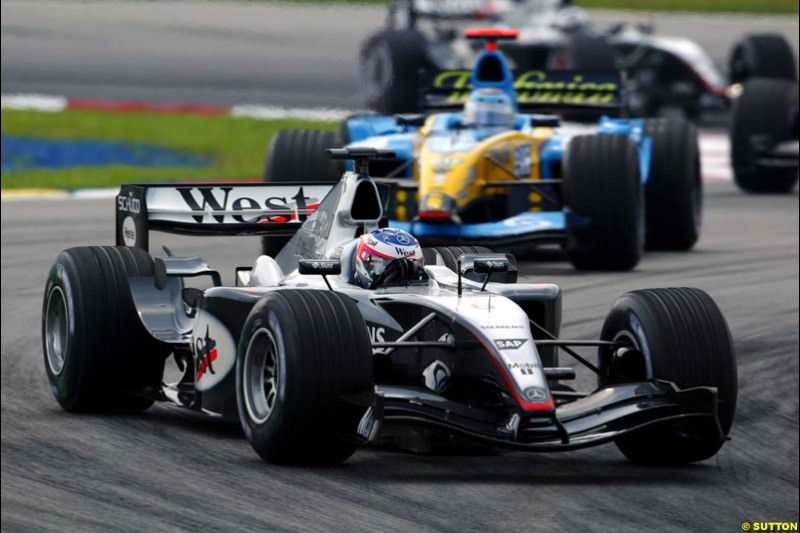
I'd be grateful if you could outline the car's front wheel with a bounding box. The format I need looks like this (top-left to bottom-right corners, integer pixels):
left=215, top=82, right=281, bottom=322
left=236, top=289, right=374, bottom=465
left=600, top=287, right=737, bottom=465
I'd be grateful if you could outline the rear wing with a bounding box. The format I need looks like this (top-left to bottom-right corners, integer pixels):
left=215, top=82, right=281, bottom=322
left=421, top=69, right=623, bottom=112
left=116, top=182, right=334, bottom=251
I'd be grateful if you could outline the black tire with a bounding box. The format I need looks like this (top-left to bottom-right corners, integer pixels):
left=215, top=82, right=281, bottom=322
left=563, top=135, right=642, bottom=271
left=359, top=29, right=430, bottom=114
left=42, top=246, right=165, bottom=412
left=600, top=288, right=737, bottom=465
left=728, top=33, right=797, bottom=85
left=264, top=129, right=341, bottom=183
left=262, top=129, right=341, bottom=257
left=236, top=290, right=374, bottom=465
left=643, top=118, right=702, bottom=250
left=730, top=78, right=799, bottom=193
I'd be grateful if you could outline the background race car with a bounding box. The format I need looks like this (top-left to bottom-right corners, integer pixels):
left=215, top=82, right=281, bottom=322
left=266, top=29, right=702, bottom=271
left=360, top=0, right=797, bottom=120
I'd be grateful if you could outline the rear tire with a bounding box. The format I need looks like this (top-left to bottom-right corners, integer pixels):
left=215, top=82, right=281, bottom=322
left=644, top=118, right=702, bottom=250
left=236, top=290, right=374, bottom=465
left=730, top=78, right=799, bottom=193
left=359, top=29, right=430, bottom=114
left=262, top=129, right=341, bottom=256
left=42, top=246, right=165, bottom=412
left=563, top=135, right=642, bottom=271
left=728, top=33, right=797, bottom=85
left=600, top=288, right=737, bottom=465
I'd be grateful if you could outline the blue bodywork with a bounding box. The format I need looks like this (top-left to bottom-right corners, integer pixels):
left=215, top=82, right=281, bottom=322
left=340, top=47, right=654, bottom=245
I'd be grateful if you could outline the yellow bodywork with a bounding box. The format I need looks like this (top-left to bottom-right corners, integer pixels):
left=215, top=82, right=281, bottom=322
left=393, top=117, right=556, bottom=222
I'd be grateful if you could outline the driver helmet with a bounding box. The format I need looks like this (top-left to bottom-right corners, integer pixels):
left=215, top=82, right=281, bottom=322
left=353, top=228, right=423, bottom=289
left=463, top=88, right=515, bottom=129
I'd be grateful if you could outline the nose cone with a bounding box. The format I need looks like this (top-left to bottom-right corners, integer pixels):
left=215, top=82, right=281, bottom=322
left=419, top=192, right=457, bottom=222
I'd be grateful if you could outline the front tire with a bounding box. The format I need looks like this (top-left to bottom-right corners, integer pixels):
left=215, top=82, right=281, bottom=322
left=563, top=134, right=643, bottom=271
left=730, top=78, right=799, bottom=193
left=644, top=118, right=702, bottom=250
left=600, top=288, right=737, bottom=465
left=42, top=246, right=165, bottom=412
left=236, top=290, right=374, bottom=465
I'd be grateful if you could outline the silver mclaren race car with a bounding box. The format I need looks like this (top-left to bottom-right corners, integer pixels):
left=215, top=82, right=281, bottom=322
left=42, top=148, right=737, bottom=465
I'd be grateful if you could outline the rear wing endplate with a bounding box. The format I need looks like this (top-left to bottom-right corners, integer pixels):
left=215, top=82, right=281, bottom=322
left=116, top=182, right=334, bottom=251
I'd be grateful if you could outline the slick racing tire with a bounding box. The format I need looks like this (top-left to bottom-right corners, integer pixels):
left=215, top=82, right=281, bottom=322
left=563, top=135, right=642, bottom=271
left=730, top=78, right=799, bottom=193
left=236, top=290, right=374, bottom=465
left=728, top=33, right=797, bottom=85
left=262, top=129, right=340, bottom=257
left=42, top=246, right=165, bottom=412
left=359, top=29, right=430, bottom=114
left=600, top=288, right=737, bottom=465
left=643, top=118, right=701, bottom=250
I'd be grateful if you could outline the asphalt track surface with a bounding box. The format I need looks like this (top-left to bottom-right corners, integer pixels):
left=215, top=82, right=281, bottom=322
left=2, top=1, right=799, bottom=108
left=2, top=2, right=800, bottom=532
left=2, top=181, right=799, bottom=532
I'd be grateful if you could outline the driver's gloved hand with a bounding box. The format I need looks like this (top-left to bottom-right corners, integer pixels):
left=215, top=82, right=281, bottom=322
left=371, top=258, right=424, bottom=288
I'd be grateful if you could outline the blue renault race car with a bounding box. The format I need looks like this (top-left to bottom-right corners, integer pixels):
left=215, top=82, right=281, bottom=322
left=265, top=28, right=702, bottom=271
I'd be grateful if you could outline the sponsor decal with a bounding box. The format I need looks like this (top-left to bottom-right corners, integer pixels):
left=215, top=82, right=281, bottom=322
left=508, top=361, right=541, bottom=375
left=428, top=70, right=620, bottom=107
left=174, top=186, right=320, bottom=224
left=495, top=338, right=528, bottom=350
left=369, top=326, right=386, bottom=344
left=121, top=216, right=137, bottom=247
left=194, top=325, right=218, bottom=382
left=117, top=194, right=141, bottom=214
left=523, top=387, right=549, bottom=402
left=191, top=312, right=236, bottom=392
left=481, top=324, right=525, bottom=330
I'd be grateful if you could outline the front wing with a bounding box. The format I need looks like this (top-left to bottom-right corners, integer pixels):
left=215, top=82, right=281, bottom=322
left=361, top=380, right=722, bottom=451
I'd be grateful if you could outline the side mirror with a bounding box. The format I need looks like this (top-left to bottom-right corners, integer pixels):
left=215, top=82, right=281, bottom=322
left=473, top=257, right=510, bottom=274
left=298, top=259, right=341, bottom=276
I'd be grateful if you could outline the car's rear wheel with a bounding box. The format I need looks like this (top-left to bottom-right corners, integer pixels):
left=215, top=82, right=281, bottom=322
left=563, top=134, right=642, bottom=271
left=236, top=289, right=374, bottom=465
left=42, top=246, right=165, bottom=412
left=600, top=288, right=737, bottom=465
left=359, top=29, right=430, bottom=114
left=730, top=78, right=799, bottom=193
left=262, top=129, right=341, bottom=257
left=644, top=118, right=702, bottom=250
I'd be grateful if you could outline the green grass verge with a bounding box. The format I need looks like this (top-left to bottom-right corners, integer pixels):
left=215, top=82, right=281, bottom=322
left=1, top=109, right=334, bottom=190
left=266, top=0, right=798, bottom=13
left=579, top=0, right=797, bottom=13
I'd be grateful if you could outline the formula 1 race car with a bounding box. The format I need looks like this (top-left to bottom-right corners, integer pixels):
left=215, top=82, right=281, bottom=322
left=359, top=0, right=797, bottom=119
left=265, top=29, right=701, bottom=271
left=42, top=148, right=737, bottom=466
left=729, top=77, right=799, bottom=193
